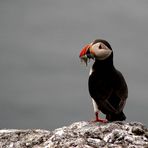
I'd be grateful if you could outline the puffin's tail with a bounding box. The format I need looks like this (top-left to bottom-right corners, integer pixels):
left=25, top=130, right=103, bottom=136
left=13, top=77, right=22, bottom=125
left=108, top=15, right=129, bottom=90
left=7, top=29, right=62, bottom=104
left=106, top=111, right=126, bottom=121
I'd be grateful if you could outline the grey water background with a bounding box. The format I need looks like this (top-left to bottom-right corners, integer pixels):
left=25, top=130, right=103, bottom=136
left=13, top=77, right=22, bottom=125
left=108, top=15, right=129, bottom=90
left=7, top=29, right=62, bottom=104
left=0, top=0, right=148, bottom=129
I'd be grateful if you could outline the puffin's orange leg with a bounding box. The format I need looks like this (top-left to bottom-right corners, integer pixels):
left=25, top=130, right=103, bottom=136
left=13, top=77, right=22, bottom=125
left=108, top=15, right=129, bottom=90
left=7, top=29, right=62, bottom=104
left=91, top=112, right=108, bottom=123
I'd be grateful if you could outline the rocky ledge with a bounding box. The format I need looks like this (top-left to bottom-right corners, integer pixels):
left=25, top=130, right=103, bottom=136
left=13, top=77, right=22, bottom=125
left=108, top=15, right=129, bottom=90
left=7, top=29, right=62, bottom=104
left=0, top=121, right=148, bottom=148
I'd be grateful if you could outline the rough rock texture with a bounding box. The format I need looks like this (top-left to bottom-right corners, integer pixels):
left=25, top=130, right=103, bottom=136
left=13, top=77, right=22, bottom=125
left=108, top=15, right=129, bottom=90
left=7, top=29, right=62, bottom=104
left=0, top=121, right=148, bottom=148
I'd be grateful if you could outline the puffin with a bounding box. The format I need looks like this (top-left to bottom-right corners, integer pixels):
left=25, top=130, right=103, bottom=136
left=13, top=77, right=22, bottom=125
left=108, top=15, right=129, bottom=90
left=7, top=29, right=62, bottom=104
left=79, top=39, right=128, bottom=122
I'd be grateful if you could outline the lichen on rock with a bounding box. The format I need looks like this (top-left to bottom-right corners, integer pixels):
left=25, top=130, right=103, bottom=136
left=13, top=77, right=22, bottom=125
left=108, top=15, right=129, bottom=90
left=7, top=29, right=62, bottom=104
left=0, top=121, right=148, bottom=147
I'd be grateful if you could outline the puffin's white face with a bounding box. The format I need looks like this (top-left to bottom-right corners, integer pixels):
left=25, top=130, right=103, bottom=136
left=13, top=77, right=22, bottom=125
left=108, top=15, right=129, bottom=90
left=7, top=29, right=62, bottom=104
left=90, top=42, right=112, bottom=60
left=79, top=40, right=113, bottom=65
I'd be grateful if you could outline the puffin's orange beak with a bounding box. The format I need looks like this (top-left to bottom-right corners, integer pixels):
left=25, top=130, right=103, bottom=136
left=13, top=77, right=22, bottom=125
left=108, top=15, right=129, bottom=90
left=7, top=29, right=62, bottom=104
left=79, top=44, right=94, bottom=66
left=79, top=44, right=91, bottom=58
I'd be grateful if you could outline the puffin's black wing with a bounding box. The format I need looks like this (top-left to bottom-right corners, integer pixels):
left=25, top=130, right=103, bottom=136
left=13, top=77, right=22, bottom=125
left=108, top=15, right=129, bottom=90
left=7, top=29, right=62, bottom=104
left=105, top=70, right=128, bottom=121
left=111, top=69, right=128, bottom=112
left=89, top=69, right=128, bottom=121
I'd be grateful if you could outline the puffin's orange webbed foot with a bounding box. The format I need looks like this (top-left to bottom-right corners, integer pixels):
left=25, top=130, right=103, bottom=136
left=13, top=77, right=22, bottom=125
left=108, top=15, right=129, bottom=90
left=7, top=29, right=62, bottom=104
left=91, top=118, right=108, bottom=123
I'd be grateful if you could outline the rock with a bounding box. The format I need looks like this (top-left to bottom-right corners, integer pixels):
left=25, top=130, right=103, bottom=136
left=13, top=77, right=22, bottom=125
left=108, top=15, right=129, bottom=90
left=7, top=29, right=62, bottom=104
left=0, top=121, right=148, bottom=147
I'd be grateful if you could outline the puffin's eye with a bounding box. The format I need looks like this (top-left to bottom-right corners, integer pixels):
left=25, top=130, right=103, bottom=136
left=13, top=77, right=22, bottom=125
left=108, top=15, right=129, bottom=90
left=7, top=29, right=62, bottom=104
left=98, top=44, right=102, bottom=49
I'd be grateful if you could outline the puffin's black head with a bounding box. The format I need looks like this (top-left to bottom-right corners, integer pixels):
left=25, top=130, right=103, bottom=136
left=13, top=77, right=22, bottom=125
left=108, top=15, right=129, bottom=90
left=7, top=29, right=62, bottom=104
left=79, top=39, right=113, bottom=65
left=93, top=39, right=112, bottom=51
